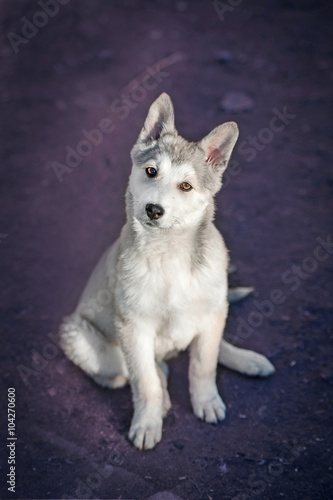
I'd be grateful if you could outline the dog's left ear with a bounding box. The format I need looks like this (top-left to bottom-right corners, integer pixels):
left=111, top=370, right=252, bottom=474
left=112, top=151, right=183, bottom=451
left=200, top=122, right=239, bottom=174
left=138, top=92, right=176, bottom=143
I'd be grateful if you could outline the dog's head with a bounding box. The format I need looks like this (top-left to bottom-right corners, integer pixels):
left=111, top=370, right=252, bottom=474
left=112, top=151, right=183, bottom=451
left=128, top=93, right=238, bottom=230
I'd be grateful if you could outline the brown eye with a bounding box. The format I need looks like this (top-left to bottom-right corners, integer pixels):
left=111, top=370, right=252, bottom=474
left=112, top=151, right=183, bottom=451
left=180, top=182, right=192, bottom=191
left=146, top=166, right=157, bottom=177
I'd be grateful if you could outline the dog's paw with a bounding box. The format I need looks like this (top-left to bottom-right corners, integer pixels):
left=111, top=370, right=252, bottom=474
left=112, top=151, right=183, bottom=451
left=241, top=351, right=275, bottom=377
left=92, top=374, right=129, bottom=389
left=128, top=414, right=163, bottom=450
left=192, top=394, right=226, bottom=424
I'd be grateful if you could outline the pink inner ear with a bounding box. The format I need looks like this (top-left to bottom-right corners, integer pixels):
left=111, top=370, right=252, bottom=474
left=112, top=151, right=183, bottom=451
left=206, top=147, right=221, bottom=167
left=152, top=120, right=163, bottom=140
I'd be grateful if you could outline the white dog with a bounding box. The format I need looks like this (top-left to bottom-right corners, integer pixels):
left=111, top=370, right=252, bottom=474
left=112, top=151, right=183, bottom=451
left=60, top=93, right=275, bottom=450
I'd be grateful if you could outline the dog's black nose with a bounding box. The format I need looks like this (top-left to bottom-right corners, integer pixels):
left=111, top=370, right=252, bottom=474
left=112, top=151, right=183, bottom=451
left=146, top=203, right=165, bottom=220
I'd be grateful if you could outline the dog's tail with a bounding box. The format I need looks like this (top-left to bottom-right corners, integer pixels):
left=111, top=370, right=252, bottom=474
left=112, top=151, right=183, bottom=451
left=218, top=338, right=275, bottom=377
left=227, top=286, right=254, bottom=303
left=224, top=286, right=275, bottom=376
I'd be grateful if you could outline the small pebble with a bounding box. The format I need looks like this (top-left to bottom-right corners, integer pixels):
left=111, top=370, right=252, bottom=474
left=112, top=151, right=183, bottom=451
left=173, top=441, right=185, bottom=450
left=257, top=405, right=267, bottom=418
left=220, top=91, right=254, bottom=113
left=219, top=462, right=228, bottom=473
left=176, top=1, right=188, bottom=12
left=216, top=50, right=233, bottom=64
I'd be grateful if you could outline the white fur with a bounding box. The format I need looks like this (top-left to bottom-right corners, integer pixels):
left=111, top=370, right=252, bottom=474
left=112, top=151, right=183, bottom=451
left=60, top=93, right=275, bottom=450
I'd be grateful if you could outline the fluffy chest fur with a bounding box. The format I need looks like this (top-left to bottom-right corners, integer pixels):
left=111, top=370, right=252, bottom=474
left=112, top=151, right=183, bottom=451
left=116, top=222, right=228, bottom=358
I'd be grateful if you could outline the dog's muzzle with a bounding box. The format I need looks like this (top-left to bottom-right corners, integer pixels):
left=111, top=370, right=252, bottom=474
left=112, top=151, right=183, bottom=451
left=146, top=203, right=165, bottom=220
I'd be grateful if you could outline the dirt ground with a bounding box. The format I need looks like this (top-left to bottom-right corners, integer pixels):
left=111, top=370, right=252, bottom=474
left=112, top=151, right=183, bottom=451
left=1, top=0, right=333, bottom=499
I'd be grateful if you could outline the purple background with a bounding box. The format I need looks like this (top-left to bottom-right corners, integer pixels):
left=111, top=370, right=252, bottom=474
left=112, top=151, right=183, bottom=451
left=1, top=1, right=332, bottom=498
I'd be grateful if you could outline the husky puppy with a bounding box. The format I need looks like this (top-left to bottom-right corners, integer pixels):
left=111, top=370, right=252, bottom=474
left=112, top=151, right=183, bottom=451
left=60, top=93, right=275, bottom=450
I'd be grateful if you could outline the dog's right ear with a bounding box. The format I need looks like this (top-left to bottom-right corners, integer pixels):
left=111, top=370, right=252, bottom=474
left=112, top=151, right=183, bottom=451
left=138, top=93, right=175, bottom=143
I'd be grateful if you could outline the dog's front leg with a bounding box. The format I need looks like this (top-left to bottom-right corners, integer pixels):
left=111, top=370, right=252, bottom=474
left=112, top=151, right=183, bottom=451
left=189, top=306, right=227, bottom=423
left=119, top=321, right=163, bottom=450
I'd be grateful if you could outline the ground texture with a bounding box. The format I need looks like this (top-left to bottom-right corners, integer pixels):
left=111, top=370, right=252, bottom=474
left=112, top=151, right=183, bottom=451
left=0, top=0, right=333, bottom=499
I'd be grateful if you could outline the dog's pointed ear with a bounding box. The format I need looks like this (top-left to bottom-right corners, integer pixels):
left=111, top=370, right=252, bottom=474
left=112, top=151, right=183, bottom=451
left=200, top=122, right=239, bottom=173
left=138, top=93, right=175, bottom=142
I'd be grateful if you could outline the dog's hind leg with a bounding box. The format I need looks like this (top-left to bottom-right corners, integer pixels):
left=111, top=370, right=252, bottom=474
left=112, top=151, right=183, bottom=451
left=218, top=338, right=275, bottom=377
left=60, top=314, right=128, bottom=389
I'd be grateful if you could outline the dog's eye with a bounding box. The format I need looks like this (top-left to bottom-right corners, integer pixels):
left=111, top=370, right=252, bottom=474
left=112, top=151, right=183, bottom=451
left=180, top=182, right=192, bottom=191
left=146, top=167, right=157, bottom=178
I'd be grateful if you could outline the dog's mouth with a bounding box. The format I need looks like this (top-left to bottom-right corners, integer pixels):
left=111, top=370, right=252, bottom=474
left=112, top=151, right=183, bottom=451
left=144, top=220, right=160, bottom=228
left=135, top=214, right=178, bottom=230
left=141, top=215, right=184, bottom=230
left=141, top=217, right=172, bottom=230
